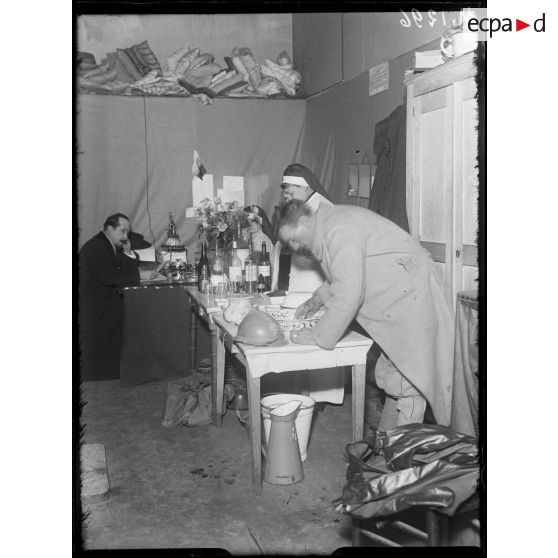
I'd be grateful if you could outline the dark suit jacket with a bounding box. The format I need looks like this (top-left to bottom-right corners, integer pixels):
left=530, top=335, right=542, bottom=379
left=78, top=232, right=140, bottom=380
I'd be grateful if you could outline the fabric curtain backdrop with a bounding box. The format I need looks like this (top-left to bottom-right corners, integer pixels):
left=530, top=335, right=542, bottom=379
left=77, top=95, right=306, bottom=252
left=368, top=104, right=409, bottom=232
left=450, top=292, right=479, bottom=438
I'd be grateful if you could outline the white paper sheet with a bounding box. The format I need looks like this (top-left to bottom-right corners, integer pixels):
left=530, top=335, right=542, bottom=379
left=192, top=174, right=214, bottom=206
left=221, top=175, right=245, bottom=206
left=369, top=62, right=389, bottom=96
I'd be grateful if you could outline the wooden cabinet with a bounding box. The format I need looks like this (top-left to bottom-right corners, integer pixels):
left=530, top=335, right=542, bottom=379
left=405, top=51, right=479, bottom=308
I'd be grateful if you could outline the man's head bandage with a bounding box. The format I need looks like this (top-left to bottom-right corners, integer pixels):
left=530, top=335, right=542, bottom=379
left=281, top=175, right=309, bottom=188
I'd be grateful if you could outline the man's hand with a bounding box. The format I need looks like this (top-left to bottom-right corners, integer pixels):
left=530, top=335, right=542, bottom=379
left=290, top=328, right=317, bottom=345
left=294, top=293, right=323, bottom=319
left=121, top=239, right=134, bottom=256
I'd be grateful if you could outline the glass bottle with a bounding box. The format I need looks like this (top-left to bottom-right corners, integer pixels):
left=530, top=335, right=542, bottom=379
left=197, top=241, right=211, bottom=291
left=258, top=241, right=271, bottom=292
left=228, top=239, right=243, bottom=294
left=253, top=274, right=267, bottom=307
left=236, top=220, right=249, bottom=274
left=211, top=239, right=225, bottom=285
left=244, top=234, right=258, bottom=295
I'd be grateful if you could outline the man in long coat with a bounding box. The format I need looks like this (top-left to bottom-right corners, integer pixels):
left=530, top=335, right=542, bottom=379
left=277, top=200, right=455, bottom=427
left=79, top=213, right=140, bottom=381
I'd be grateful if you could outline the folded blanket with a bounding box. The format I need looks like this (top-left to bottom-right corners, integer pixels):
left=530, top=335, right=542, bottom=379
left=116, top=49, right=143, bottom=81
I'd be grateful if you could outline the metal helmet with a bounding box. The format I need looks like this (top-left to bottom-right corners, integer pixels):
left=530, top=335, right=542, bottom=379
left=235, top=310, right=284, bottom=346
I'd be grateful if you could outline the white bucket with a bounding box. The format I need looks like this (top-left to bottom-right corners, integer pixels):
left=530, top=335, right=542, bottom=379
left=261, top=393, right=316, bottom=462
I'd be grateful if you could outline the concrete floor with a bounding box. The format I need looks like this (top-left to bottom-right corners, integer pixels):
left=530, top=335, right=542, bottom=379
left=79, top=379, right=359, bottom=553
left=78, top=377, right=481, bottom=553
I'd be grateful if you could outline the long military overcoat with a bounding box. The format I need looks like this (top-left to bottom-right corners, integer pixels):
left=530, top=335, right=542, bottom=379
left=310, top=205, right=455, bottom=425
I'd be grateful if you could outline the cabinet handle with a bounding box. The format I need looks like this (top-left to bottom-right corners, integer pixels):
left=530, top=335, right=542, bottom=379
left=456, top=249, right=461, bottom=258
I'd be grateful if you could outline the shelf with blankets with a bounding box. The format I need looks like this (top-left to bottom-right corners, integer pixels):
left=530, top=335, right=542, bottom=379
left=77, top=41, right=302, bottom=105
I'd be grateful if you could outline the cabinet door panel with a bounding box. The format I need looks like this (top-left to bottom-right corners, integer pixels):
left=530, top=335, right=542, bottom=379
left=418, top=106, right=449, bottom=243
left=432, top=261, right=447, bottom=285
left=462, top=265, right=478, bottom=293
left=406, top=53, right=479, bottom=309
left=411, top=85, right=453, bottom=304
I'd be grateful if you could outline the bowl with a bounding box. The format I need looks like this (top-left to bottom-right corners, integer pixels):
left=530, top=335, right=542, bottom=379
left=281, top=291, right=314, bottom=309
left=228, top=388, right=248, bottom=410
left=263, top=305, right=325, bottom=333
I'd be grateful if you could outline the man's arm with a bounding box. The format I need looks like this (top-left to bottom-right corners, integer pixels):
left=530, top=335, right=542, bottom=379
left=310, top=223, right=366, bottom=349
left=82, top=240, right=140, bottom=287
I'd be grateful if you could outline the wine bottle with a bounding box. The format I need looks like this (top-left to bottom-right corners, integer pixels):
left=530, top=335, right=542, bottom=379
left=244, top=234, right=258, bottom=295
left=254, top=274, right=267, bottom=307
left=211, top=239, right=225, bottom=285
left=258, top=241, right=271, bottom=291
left=228, top=239, right=243, bottom=294
left=236, top=221, right=249, bottom=276
left=197, top=241, right=211, bottom=291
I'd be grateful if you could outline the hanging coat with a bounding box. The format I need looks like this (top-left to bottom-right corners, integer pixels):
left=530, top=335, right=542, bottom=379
left=309, top=205, right=455, bottom=425
left=369, top=104, right=409, bottom=232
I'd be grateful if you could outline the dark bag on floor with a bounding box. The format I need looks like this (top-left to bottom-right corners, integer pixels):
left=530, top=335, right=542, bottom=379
left=340, top=424, right=479, bottom=518
left=161, top=373, right=233, bottom=428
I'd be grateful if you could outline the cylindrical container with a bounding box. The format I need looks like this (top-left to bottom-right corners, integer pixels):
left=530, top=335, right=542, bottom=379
left=261, top=393, right=315, bottom=462
left=264, top=400, right=303, bottom=485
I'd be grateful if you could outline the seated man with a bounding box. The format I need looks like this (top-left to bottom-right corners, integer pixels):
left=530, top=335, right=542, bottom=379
left=276, top=200, right=455, bottom=430
left=79, top=213, right=140, bottom=381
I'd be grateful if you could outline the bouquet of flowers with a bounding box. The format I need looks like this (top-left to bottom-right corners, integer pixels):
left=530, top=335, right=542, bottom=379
left=194, top=197, right=245, bottom=243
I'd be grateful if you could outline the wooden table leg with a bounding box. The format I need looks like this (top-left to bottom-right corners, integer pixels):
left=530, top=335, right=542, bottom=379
left=247, top=371, right=262, bottom=496
left=352, top=518, right=361, bottom=546
left=352, top=363, right=366, bottom=441
left=210, top=324, right=226, bottom=426
left=189, top=303, right=198, bottom=373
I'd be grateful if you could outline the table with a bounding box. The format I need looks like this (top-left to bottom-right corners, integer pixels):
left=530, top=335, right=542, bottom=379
left=182, top=286, right=373, bottom=494
left=211, top=313, right=373, bottom=495
left=182, top=286, right=230, bottom=425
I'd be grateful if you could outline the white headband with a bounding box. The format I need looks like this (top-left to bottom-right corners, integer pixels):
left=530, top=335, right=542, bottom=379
left=282, top=175, right=309, bottom=188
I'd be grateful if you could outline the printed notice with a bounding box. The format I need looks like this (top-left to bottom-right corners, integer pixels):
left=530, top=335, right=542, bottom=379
left=369, top=62, right=389, bottom=96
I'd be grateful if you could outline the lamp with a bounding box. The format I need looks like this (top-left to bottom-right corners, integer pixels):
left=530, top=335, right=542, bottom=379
left=159, top=212, right=187, bottom=267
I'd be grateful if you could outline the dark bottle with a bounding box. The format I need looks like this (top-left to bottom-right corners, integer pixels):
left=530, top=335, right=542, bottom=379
left=197, top=241, right=211, bottom=291
left=257, top=241, right=271, bottom=291
left=236, top=221, right=249, bottom=276
left=244, top=234, right=258, bottom=294
left=257, top=274, right=266, bottom=294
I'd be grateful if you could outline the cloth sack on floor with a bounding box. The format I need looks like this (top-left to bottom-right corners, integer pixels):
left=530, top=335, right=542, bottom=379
left=161, top=373, right=233, bottom=428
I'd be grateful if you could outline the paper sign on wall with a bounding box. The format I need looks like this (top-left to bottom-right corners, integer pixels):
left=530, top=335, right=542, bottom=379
left=221, top=176, right=245, bottom=206
left=369, top=62, right=389, bottom=96
left=192, top=174, right=214, bottom=207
